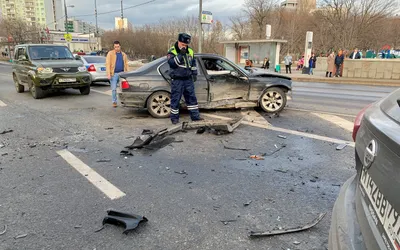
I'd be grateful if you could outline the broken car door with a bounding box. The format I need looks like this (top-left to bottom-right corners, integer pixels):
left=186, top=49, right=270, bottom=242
left=158, top=60, right=209, bottom=103
left=202, top=57, right=249, bottom=102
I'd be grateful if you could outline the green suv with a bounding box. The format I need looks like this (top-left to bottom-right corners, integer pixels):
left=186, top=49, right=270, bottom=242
left=12, top=44, right=92, bottom=99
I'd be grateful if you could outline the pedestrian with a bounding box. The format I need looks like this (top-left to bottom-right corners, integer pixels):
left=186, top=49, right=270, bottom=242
left=167, top=33, right=203, bottom=124
left=284, top=53, right=292, bottom=74
left=308, top=53, right=316, bottom=75
left=334, top=49, right=345, bottom=77
left=326, top=51, right=335, bottom=77
left=262, top=57, right=270, bottom=69
left=349, top=48, right=361, bottom=59
left=106, top=40, right=128, bottom=107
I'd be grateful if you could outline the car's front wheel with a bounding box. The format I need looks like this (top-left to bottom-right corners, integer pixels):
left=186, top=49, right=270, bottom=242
left=13, top=74, right=24, bottom=93
left=30, top=84, right=45, bottom=99
left=80, top=86, right=90, bottom=95
left=259, top=87, right=287, bottom=113
left=147, top=91, right=171, bottom=118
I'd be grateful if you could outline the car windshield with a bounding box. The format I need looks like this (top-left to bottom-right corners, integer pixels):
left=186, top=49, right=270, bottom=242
left=29, top=46, right=74, bottom=60
left=83, top=56, right=106, bottom=64
left=134, top=57, right=166, bottom=72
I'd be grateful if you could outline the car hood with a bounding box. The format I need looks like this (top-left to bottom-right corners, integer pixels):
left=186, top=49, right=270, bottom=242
left=32, top=60, right=83, bottom=68
left=248, top=70, right=292, bottom=80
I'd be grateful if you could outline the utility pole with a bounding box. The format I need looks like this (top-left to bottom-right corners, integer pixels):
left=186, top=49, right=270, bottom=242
left=198, top=0, right=202, bottom=53
left=120, top=0, right=124, bottom=31
left=63, top=0, right=70, bottom=48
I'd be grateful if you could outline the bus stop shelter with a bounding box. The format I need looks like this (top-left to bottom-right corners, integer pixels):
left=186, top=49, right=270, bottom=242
left=220, top=39, right=287, bottom=70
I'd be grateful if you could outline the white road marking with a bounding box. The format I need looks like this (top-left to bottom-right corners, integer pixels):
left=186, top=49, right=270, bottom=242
left=202, top=113, right=355, bottom=147
left=311, top=113, right=354, bottom=132
left=91, top=88, right=112, bottom=96
left=0, top=73, right=10, bottom=77
left=240, top=109, right=271, bottom=126
left=0, top=100, right=6, bottom=107
left=286, top=107, right=357, bottom=118
left=57, top=149, right=126, bottom=200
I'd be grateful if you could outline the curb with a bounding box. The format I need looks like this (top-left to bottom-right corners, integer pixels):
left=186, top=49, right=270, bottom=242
left=291, top=76, right=400, bottom=87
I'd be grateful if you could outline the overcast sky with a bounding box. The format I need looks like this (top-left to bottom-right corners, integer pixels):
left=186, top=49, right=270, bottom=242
left=66, top=0, right=246, bottom=30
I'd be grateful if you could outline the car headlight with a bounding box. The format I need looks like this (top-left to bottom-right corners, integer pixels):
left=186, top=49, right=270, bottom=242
left=37, top=67, right=53, bottom=73
left=78, top=66, right=87, bottom=72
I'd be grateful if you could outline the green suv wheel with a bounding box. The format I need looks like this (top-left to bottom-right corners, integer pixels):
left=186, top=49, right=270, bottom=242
left=80, top=86, right=90, bottom=95
left=30, top=84, right=45, bottom=99
left=13, top=74, right=24, bottom=93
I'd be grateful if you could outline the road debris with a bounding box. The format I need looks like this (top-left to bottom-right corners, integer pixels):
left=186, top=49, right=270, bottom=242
left=141, top=129, right=153, bottom=135
left=274, top=169, right=288, bottom=173
left=96, top=159, right=111, bottom=163
left=336, top=144, right=347, bottom=150
left=293, top=241, right=301, bottom=245
left=278, top=135, right=287, bottom=139
left=14, top=233, right=28, bottom=239
left=94, top=226, right=105, bottom=233
left=222, top=143, right=250, bottom=151
left=332, top=184, right=341, bottom=187
left=1, top=153, right=8, bottom=156
left=105, top=127, right=114, bottom=130
left=244, top=200, right=252, bottom=206
left=250, top=155, right=264, bottom=160
left=0, top=225, right=7, bottom=235
left=263, top=144, right=287, bottom=156
left=0, top=130, right=13, bottom=135
left=221, top=219, right=237, bottom=225
left=120, top=150, right=133, bottom=156
left=102, top=210, right=148, bottom=234
left=74, top=225, right=82, bottom=229
left=249, top=212, right=326, bottom=237
left=0, top=144, right=4, bottom=148
left=174, top=170, right=187, bottom=175
left=310, top=179, right=317, bottom=183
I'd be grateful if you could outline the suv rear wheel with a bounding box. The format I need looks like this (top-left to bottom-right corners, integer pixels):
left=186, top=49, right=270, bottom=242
left=13, top=74, right=24, bottom=93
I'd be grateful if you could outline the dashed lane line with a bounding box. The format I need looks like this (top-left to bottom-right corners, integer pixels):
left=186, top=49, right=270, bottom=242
left=285, top=107, right=357, bottom=118
left=57, top=149, right=126, bottom=200
left=0, top=100, right=6, bottom=107
left=311, top=112, right=354, bottom=132
left=91, top=88, right=112, bottom=96
left=202, top=113, right=355, bottom=147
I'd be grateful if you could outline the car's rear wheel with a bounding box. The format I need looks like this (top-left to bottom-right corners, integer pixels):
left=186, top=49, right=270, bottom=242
left=260, top=87, right=287, bottom=113
left=30, top=84, right=45, bottom=99
left=147, top=91, right=171, bottom=118
left=13, top=74, right=24, bottom=93
left=80, top=86, right=90, bottom=95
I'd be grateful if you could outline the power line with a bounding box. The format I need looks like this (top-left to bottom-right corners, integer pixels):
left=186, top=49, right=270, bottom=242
left=71, top=0, right=156, bottom=18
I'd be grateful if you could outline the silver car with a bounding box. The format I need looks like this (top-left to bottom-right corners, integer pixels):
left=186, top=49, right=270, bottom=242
left=78, top=56, right=108, bottom=83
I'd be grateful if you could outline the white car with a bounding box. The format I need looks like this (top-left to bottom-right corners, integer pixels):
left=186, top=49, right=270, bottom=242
left=76, top=55, right=108, bottom=84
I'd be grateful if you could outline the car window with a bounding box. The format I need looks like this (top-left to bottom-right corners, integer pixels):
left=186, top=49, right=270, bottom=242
left=83, top=56, right=106, bottom=64
left=28, top=46, right=74, bottom=60
left=135, top=57, right=165, bottom=73
left=202, top=58, right=238, bottom=76
left=15, top=47, right=26, bottom=60
left=158, top=58, right=203, bottom=79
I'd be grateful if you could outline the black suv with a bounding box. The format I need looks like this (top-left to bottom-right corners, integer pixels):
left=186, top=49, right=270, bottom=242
left=12, top=44, right=91, bottom=99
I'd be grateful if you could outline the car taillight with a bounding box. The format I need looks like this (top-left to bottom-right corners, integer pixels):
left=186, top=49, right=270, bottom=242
left=352, top=104, right=372, bottom=141
left=87, top=64, right=96, bottom=72
left=121, top=80, right=129, bottom=89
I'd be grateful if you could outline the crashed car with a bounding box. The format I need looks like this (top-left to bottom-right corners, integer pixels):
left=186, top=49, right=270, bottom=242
left=329, top=88, right=400, bottom=249
left=117, top=54, right=292, bottom=118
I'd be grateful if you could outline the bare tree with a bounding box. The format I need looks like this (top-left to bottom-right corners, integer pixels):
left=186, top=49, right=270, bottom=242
left=229, top=15, right=251, bottom=40
left=0, top=19, right=42, bottom=44
left=244, top=0, right=280, bottom=38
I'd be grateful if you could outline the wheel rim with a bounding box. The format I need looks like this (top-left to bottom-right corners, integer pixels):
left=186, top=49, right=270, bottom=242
left=149, top=93, right=171, bottom=116
left=261, top=90, right=283, bottom=112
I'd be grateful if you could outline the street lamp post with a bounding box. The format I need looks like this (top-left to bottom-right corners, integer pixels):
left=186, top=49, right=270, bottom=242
left=198, top=0, right=202, bottom=53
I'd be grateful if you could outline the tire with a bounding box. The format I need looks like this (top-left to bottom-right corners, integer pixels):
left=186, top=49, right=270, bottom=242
left=13, top=74, right=24, bottom=93
left=259, top=87, right=287, bottom=113
left=30, top=84, right=45, bottom=99
left=80, top=86, right=90, bottom=95
left=146, top=91, right=171, bottom=118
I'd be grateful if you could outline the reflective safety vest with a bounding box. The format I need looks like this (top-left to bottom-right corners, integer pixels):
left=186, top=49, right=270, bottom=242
left=169, top=46, right=194, bottom=69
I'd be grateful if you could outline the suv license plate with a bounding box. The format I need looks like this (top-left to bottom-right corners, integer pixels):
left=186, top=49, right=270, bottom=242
left=59, top=78, right=76, bottom=83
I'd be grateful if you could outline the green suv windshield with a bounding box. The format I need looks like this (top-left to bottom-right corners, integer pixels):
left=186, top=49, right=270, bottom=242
left=28, top=46, right=74, bottom=60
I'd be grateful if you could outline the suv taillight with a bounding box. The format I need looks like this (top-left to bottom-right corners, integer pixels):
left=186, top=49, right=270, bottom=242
left=87, top=64, right=96, bottom=72
left=121, top=80, right=129, bottom=89
left=352, top=104, right=372, bottom=141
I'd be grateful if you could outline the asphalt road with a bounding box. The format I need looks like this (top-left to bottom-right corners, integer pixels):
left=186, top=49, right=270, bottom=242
left=0, top=63, right=397, bottom=250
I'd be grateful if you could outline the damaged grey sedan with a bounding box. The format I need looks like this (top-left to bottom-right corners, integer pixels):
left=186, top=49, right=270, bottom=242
left=117, top=54, right=292, bottom=118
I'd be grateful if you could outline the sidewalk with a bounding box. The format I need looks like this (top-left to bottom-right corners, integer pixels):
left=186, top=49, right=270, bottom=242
left=281, top=69, right=400, bottom=87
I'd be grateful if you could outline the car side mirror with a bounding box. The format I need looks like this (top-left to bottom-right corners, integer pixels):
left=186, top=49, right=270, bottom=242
left=18, top=55, right=27, bottom=60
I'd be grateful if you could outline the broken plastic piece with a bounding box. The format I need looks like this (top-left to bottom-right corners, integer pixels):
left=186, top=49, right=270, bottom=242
left=278, top=135, right=287, bottom=139
left=120, top=150, right=133, bottom=156
left=0, top=130, right=13, bottom=135
left=0, top=225, right=7, bottom=235
left=250, top=155, right=264, bottom=160
left=102, top=210, right=148, bottom=234
left=141, top=129, right=154, bottom=135
left=14, top=233, right=27, bottom=239
left=336, top=144, right=347, bottom=150
left=249, top=212, right=326, bottom=237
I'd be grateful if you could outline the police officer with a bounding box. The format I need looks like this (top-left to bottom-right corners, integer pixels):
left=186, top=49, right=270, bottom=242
left=167, top=33, right=202, bottom=124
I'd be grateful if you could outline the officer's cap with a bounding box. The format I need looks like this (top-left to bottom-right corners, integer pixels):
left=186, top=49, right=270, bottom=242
left=178, top=33, right=191, bottom=44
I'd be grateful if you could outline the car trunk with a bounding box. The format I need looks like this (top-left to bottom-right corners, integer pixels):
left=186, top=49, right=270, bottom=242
left=355, top=88, right=400, bottom=250
left=90, top=63, right=106, bottom=73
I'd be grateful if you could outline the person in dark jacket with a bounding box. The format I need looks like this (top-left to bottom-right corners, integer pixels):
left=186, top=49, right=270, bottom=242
left=308, top=53, right=316, bottom=75
left=167, top=33, right=202, bottom=124
left=349, top=48, right=361, bottom=59
left=334, top=50, right=345, bottom=77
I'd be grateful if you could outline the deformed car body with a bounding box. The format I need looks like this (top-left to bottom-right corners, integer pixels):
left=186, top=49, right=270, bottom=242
left=12, top=44, right=91, bottom=99
left=329, top=88, right=400, bottom=250
left=117, top=53, right=292, bottom=118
